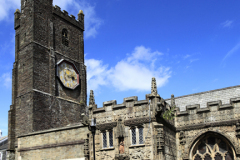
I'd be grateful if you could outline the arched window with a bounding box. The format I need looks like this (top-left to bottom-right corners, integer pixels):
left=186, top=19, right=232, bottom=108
left=192, top=133, right=234, bottom=160
left=62, top=28, right=69, bottom=46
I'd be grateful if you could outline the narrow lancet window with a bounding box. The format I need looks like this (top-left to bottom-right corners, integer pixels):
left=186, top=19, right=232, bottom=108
left=62, top=29, right=69, bottom=46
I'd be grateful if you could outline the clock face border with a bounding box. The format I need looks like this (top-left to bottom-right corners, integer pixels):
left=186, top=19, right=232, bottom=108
left=56, top=59, right=80, bottom=90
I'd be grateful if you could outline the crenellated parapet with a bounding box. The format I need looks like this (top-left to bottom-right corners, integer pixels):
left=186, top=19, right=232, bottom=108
left=53, top=5, right=84, bottom=30
left=90, top=96, right=150, bottom=125
left=175, top=97, right=240, bottom=130
left=88, top=77, right=175, bottom=127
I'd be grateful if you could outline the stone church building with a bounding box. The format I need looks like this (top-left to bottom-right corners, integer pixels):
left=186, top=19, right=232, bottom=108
left=7, top=0, right=240, bottom=160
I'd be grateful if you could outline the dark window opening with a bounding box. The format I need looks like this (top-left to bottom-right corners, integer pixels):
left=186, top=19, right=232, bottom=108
left=62, top=29, right=69, bottom=46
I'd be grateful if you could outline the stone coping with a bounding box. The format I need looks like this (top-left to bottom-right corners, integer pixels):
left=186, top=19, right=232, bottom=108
left=18, top=123, right=86, bottom=138
left=18, top=140, right=85, bottom=152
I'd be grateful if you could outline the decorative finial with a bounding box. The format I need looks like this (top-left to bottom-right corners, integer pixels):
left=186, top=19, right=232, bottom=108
left=15, top=9, right=20, bottom=13
left=151, top=77, right=158, bottom=95
left=89, top=90, right=95, bottom=105
left=171, top=94, right=176, bottom=107
left=79, top=10, right=84, bottom=14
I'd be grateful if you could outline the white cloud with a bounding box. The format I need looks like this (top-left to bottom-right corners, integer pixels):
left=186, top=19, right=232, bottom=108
left=0, top=0, right=102, bottom=38
left=85, top=59, right=109, bottom=91
left=183, top=54, right=191, bottom=59
left=221, top=20, right=233, bottom=28
left=0, top=0, right=20, bottom=21
left=53, top=0, right=74, bottom=10
left=0, top=72, right=12, bottom=89
left=86, top=46, right=171, bottom=92
left=53, top=0, right=103, bottom=38
left=190, top=58, right=199, bottom=63
left=222, top=42, right=240, bottom=62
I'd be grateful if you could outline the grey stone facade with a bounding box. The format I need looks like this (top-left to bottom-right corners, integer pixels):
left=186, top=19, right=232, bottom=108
left=88, top=80, right=240, bottom=160
left=8, top=0, right=240, bottom=160
left=8, top=0, right=87, bottom=159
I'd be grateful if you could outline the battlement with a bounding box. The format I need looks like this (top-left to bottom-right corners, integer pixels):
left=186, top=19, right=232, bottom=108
left=92, top=96, right=152, bottom=114
left=175, top=96, right=240, bottom=128
left=176, top=97, right=240, bottom=116
left=53, top=5, right=84, bottom=30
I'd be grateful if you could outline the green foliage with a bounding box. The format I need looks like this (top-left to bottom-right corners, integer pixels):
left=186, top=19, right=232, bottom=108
left=163, top=106, right=175, bottom=120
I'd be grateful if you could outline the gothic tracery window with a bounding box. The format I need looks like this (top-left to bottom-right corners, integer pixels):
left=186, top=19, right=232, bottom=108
left=192, top=135, right=234, bottom=160
left=62, top=28, right=69, bottom=46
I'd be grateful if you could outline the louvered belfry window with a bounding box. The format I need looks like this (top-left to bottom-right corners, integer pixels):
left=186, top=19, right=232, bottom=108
left=62, top=28, right=69, bottom=46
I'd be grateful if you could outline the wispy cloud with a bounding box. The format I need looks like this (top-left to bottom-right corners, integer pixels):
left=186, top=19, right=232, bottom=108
left=0, top=0, right=20, bottom=21
left=53, top=0, right=103, bottom=38
left=183, top=54, right=191, bottom=59
left=190, top=58, right=199, bottom=63
left=0, top=72, right=12, bottom=89
left=86, top=46, right=171, bottom=92
left=213, top=78, right=218, bottom=82
left=222, top=42, right=240, bottom=62
left=0, top=0, right=102, bottom=38
left=221, top=20, right=233, bottom=28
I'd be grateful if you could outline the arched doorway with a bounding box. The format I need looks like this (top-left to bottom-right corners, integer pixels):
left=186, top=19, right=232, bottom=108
left=190, top=132, right=235, bottom=160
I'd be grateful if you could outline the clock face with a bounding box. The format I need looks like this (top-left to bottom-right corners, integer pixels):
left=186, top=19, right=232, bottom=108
left=57, top=60, right=79, bottom=89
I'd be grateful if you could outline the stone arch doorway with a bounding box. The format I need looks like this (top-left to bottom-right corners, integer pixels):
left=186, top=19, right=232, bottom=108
left=189, top=132, right=236, bottom=160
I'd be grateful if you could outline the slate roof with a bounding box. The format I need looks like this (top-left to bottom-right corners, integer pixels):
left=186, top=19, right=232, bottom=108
left=0, top=136, right=8, bottom=150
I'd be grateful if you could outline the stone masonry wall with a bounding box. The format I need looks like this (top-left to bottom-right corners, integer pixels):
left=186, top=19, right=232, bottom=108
left=89, top=95, right=163, bottom=160
left=17, top=124, right=89, bottom=160
left=174, top=93, right=240, bottom=159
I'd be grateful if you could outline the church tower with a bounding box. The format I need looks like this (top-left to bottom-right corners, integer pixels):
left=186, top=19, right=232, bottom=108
left=8, top=0, right=87, bottom=158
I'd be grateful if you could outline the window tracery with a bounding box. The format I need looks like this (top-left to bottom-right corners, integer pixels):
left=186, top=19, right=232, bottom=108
left=192, top=135, right=234, bottom=160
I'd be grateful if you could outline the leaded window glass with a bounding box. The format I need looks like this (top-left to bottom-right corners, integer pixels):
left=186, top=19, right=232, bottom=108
left=192, top=134, right=234, bottom=160
left=214, top=153, right=222, bottom=160
left=204, top=154, right=212, bottom=160
left=131, top=128, right=136, bottom=145
left=139, top=127, right=143, bottom=144
left=102, top=131, right=107, bottom=148
left=194, top=154, right=201, bottom=160
left=109, top=130, right=113, bottom=147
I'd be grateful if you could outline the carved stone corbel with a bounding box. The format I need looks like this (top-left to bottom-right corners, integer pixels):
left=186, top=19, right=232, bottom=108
left=156, top=128, right=164, bottom=152
left=236, top=122, right=240, bottom=138
left=179, top=131, right=186, bottom=145
left=115, top=118, right=125, bottom=138
left=84, top=136, right=89, bottom=159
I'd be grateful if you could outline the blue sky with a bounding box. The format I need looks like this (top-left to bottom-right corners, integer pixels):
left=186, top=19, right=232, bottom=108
left=0, top=0, right=240, bottom=136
